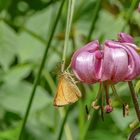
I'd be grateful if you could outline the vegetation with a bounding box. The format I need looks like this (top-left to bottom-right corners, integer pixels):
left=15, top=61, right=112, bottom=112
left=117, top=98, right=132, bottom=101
left=0, top=0, right=140, bottom=140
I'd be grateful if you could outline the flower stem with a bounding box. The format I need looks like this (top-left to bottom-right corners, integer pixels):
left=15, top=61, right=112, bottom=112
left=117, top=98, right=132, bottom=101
left=101, top=83, right=105, bottom=121
left=58, top=106, right=72, bottom=140
left=17, top=1, right=65, bottom=139
left=128, top=81, right=140, bottom=122
left=61, top=0, right=75, bottom=72
left=57, top=1, right=75, bottom=140
left=86, top=0, right=101, bottom=42
left=104, top=83, right=109, bottom=105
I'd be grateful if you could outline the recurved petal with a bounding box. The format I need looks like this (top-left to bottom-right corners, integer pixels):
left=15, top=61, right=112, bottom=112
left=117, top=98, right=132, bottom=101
left=118, top=32, right=134, bottom=43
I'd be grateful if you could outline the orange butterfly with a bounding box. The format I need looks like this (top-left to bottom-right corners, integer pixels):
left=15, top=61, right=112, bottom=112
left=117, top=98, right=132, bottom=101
left=53, top=71, right=82, bottom=107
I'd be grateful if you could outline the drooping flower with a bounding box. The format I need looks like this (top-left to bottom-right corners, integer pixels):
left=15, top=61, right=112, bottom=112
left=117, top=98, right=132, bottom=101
left=70, top=32, right=140, bottom=117
left=71, top=32, right=140, bottom=83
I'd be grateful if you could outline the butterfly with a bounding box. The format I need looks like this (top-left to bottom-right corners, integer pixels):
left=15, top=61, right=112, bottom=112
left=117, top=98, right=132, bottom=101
left=53, top=71, right=82, bottom=107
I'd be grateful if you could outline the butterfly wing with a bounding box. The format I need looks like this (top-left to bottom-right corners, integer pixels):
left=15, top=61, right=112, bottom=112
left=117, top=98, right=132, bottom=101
left=62, top=75, right=81, bottom=103
left=53, top=74, right=81, bottom=107
left=53, top=76, right=68, bottom=106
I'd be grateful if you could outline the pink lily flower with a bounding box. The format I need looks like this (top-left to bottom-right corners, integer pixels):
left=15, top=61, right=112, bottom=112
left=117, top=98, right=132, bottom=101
left=71, top=32, right=140, bottom=83
left=71, top=33, right=140, bottom=119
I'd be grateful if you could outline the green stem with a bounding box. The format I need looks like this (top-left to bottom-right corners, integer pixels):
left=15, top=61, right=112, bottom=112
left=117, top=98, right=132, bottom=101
left=61, top=0, right=75, bottom=72
left=18, top=1, right=65, bottom=139
left=56, top=1, right=75, bottom=140
left=58, top=107, right=72, bottom=140
left=104, top=83, right=109, bottom=105
left=128, top=81, right=140, bottom=123
left=86, top=0, right=101, bottom=42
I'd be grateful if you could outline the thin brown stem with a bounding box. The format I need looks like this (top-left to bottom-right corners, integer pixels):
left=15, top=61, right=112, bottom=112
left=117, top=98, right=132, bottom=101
left=101, top=85, right=105, bottom=121
left=128, top=81, right=140, bottom=122
left=104, top=83, right=109, bottom=105
left=128, top=127, right=140, bottom=140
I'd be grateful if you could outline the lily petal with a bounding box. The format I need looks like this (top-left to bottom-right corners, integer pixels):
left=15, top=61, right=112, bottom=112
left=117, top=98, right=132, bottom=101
left=71, top=40, right=103, bottom=84
left=118, top=32, right=134, bottom=43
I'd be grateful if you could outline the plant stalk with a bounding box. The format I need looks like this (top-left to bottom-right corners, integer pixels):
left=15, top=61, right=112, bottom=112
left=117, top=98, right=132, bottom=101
left=128, top=81, right=140, bottom=122
left=58, top=107, right=72, bottom=140
left=61, top=0, right=75, bottom=72
left=18, top=0, right=65, bottom=139
left=57, top=0, right=75, bottom=140
left=86, top=0, right=101, bottom=42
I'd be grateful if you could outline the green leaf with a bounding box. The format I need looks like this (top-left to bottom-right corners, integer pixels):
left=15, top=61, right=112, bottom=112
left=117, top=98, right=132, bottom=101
left=0, top=81, right=52, bottom=116
left=25, top=5, right=54, bottom=39
left=17, top=31, right=45, bottom=63
left=3, top=64, right=31, bottom=84
left=0, top=21, right=17, bottom=70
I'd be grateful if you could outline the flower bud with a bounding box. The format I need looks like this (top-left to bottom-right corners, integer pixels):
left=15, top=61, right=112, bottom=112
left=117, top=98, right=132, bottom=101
left=105, top=105, right=113, bottom=113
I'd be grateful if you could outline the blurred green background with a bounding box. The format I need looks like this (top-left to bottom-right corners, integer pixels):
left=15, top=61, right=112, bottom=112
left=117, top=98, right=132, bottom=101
left=0, top=0, right=140, bottom=140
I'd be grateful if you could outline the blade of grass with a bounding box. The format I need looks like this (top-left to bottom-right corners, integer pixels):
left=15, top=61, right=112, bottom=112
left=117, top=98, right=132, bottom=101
left=17, top=0, right=65, bottom=139
left=58, top=106, right=72, bottom=140
left=56, top=0, right=75, bottom=140
left=86, top=0, right=101, bottom=42
left=61, top=0, right=75, bottom=72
